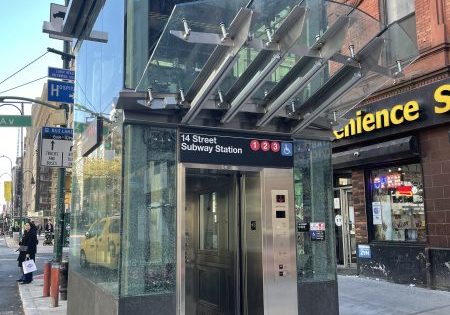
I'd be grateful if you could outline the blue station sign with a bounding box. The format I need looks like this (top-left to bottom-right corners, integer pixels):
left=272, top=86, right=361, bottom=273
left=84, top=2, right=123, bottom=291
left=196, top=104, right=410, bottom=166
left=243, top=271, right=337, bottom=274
left=179, top=128, right=293, bottom=168
left=48, top=67, right=75, bottom=81
left=47, top=80, right=74, bottom=104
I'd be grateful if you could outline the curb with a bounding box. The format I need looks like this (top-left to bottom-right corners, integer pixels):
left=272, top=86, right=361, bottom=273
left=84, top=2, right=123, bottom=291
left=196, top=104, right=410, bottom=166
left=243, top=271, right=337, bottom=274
left=17, top=280, right=39, bottom=315
left=17, top=277, right=67, bottom=315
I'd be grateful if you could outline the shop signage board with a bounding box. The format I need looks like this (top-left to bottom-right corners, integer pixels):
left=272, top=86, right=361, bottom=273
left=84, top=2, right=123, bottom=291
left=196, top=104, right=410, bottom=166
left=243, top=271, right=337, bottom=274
left=333, top=80, right=450, bottom=146
left=81, top=117, right=103, bottom=157
left=179, top=128, right=293, bottom=168
left=47, top=80, right=74, bottom=104
left=40, top=127, right=73, bottom=168
left=358, top=245, right=371, bottom=259
left=48, top=67, right=75, bottom=81
left=0, top=115, right=32, bottom=127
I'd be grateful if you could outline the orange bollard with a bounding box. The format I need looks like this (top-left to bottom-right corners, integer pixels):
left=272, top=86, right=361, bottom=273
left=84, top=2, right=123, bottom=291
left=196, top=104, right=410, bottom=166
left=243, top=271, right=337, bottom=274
left=50, top=263, right=60, bottom=307
left=43, top=261, right=51, bottom=297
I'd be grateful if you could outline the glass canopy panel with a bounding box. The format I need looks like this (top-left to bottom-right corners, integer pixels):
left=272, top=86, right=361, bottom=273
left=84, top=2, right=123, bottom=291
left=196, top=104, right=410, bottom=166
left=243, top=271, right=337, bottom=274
left=251, top=0, right=356, bottom=98
left=320, top=19, right=420, bottom=123
left=215, top=0, right=310, bottom=97
left=135, top=0, right=248, bottom=93
left=253, top=3, right=382, bottom=109
left=134, top=0, right=418, bottom=134
left=135, top=0, right=357, bottom=95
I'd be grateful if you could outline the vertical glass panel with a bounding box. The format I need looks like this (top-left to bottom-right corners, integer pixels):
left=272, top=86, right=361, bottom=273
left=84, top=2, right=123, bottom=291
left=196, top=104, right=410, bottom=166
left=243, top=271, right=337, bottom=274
left=74, top=0, right=124, bottom=125
left=294, top=140, right=336, bottom=282
left=121, top=125, right=177, bottom=296
left=200, top=192, right=219, bottom=251
left=125, top=0, right=208, bottom=89
left=369, top=163, right=425, bottom=242
left=69, top=118, right=122, bottom=296
left=71, top=1, right=124, bottom=296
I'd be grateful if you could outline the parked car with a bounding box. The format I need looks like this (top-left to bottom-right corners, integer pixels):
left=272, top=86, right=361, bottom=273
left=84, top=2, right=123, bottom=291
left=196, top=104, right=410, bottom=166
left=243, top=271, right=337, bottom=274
left=80, top=215, right=120, bottom=269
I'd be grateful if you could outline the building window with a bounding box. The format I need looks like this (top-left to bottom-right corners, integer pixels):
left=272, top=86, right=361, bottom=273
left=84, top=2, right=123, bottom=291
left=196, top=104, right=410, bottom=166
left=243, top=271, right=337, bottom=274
left=369, top=163, right=425, bottom=242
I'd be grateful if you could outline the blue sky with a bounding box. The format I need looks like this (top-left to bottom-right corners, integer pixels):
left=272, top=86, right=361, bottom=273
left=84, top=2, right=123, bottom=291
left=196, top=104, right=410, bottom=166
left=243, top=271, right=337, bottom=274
left=0, top=1, right=64, bottom=207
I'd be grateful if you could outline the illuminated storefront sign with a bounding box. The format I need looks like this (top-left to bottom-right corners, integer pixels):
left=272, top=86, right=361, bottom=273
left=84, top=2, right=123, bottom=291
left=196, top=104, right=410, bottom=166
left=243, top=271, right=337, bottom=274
left=334, top=84, right=450, bottom=140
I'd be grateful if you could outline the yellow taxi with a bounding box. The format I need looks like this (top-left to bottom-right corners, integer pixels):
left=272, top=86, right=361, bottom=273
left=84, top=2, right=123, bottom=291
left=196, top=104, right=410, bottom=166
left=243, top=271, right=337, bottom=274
left=80, top=215, right=120, bottom=269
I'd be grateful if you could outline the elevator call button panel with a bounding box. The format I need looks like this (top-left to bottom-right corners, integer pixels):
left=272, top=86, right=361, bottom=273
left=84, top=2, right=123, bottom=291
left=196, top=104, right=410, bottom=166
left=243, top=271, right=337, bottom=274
left=271, top=190, right=291, bottom=279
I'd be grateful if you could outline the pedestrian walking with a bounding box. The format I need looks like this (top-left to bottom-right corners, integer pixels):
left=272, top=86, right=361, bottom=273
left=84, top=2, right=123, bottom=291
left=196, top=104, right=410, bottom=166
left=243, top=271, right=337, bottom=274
left=17, top=221, right=38, bottom=284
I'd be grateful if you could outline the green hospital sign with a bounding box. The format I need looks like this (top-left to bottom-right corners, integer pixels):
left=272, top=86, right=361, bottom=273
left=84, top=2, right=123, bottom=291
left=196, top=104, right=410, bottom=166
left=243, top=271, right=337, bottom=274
left=0, top=115, right=32, bottom=127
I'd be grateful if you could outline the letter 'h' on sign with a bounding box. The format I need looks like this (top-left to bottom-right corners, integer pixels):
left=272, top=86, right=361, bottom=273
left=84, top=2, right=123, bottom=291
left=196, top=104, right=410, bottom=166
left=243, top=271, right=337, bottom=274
left=47, top=80, right=74, bottom=104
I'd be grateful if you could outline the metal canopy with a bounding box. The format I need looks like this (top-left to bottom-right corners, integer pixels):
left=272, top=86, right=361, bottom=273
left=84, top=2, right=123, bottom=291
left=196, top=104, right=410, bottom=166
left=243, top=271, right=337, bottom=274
left=120, top=0, right=419, bottom=139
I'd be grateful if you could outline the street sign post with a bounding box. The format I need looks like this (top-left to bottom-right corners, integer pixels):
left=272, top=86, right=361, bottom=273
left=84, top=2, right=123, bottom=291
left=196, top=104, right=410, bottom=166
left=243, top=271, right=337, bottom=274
left=0, top=115, right=32, bottom=127
left=40, top=127, right=73, bottom=168
left=48, top=67, right=75, bottom=81
left=47, top=80, right=74, bottom=104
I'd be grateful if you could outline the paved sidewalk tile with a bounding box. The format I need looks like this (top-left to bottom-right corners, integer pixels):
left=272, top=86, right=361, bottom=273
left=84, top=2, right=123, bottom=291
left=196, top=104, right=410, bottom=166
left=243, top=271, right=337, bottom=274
left=18, top=274, right=66, bottom=315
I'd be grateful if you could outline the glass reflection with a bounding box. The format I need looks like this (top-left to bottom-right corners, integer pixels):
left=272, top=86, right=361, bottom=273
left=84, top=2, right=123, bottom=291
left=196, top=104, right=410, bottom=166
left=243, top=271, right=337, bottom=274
left=69, top=117, right=122, bottom=295
left=121, top=125, right=177, bottom=296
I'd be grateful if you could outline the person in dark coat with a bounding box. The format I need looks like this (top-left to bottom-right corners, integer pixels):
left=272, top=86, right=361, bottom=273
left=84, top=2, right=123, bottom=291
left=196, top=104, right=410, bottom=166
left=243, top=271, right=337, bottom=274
left=17, top=222, right=38, bottom=284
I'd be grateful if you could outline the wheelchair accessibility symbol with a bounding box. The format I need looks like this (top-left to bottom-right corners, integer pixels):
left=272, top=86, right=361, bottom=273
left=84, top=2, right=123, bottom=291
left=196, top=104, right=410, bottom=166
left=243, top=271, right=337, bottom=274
left=281, top=142, right=293, bottom=156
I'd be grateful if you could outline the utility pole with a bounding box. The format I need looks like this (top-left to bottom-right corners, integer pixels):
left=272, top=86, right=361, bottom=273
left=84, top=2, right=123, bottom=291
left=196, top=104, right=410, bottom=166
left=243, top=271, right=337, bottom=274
left=53, top=16, right=70, bottom=262
left=19, top=102, right=24, bottom=238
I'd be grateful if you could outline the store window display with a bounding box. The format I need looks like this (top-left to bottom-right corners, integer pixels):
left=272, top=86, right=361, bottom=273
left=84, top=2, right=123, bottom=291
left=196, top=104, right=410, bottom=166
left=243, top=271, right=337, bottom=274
left=370, top=164, right=425, bottom=242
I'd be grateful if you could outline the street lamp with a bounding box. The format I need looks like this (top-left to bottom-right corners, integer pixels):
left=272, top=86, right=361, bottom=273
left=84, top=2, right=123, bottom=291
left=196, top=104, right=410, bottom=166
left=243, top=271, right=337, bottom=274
left=0, top=155, right=13, bottom=171
left=0, top=102, right=30, bottom=239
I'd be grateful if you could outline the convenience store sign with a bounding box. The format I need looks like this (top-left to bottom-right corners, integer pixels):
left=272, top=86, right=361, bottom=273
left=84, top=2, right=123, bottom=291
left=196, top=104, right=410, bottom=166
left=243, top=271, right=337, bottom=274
left=334, top=84, right=450, bottom=140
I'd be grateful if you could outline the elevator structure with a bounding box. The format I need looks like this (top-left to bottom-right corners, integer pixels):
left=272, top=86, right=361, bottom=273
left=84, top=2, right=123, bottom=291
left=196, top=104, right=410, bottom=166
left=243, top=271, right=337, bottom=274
left=65, top=0, right=419, bottom=314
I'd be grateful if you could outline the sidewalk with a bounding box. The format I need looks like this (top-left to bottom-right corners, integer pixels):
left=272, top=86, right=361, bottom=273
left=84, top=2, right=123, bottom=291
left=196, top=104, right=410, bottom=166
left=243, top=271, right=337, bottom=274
left=18, top=274, right=67, bottom=315
left=4, top=236, right=68, bottom=315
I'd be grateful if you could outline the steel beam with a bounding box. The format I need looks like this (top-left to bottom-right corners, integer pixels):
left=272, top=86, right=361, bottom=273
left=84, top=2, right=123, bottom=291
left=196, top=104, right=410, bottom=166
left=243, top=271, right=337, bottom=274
left=256, top=16, right=351, bottom=127
left=181, top=8, right=253, bottom=124
left=220, top=5, right=307, bottom=124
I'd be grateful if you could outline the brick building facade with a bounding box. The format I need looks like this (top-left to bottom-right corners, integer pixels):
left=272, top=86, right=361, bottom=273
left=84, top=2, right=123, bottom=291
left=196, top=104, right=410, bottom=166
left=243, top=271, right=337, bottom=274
left=332, top=0, right=450, bottom=290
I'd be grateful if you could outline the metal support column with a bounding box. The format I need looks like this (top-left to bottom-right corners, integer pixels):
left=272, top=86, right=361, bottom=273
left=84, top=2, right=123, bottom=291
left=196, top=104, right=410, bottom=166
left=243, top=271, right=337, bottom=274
left=53, top=167, right=66, bottom=261
left=53, top=29, right=70, bottom=262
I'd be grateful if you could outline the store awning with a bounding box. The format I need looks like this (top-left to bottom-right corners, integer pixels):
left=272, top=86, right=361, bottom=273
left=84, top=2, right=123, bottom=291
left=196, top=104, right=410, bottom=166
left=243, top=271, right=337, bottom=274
left=117, top=0, right=419, bottom=139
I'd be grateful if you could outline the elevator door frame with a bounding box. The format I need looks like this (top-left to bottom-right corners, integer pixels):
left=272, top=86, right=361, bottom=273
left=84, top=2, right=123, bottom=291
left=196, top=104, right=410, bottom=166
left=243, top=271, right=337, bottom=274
left=177, top=163, right=263, bottom=315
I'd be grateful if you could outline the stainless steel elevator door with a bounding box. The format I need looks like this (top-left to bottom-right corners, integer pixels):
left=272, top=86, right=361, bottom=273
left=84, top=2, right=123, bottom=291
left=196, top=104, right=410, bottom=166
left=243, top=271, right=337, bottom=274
left=185, top=169, right=239, bottom=315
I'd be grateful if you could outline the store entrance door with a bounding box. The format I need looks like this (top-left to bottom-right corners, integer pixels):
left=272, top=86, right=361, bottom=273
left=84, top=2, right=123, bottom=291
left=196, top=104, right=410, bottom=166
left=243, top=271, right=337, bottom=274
left=334, top=187, right=356, bottom=266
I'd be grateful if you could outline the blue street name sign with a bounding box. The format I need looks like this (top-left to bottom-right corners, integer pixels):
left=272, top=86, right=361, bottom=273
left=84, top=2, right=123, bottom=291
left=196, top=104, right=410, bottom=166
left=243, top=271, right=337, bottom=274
left=48, top=67, right=75, bottom=81
left=42, top=127, right=73, bottom=140
left=47, top=80, right=74, bottom=104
